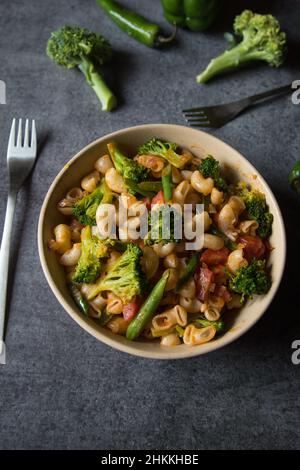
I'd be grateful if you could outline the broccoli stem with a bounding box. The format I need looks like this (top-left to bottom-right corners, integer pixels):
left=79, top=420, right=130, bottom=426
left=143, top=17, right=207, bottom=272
left=79, top=56, right=116, bottom=111
left=197, top=42, right=259, bottom=84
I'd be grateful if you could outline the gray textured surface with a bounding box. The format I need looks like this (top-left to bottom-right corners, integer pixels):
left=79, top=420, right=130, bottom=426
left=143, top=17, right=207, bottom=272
left=0, top=0, right=300, bottom=450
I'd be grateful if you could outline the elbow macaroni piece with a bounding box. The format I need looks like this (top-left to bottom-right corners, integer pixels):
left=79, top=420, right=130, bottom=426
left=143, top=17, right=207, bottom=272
left=49, top=224, right=72, bottom=254
left=137, top=154, right=165, bottom=172
left=239, top=220, right=259, bottom=235
left=211, top=187, right=224, bottom=205
left=227, top=248, right=248, bottom=273
left=163, top=253, right=179, bottom=269
left=171, top=167, right=182, bottom=184
left=160, top=333, right=181, bottom=347
left=165, top=268, right=180, bottom=291
left=94, top=154, right=113, bottom=174
left=178, top=277, right=196, bottom=299
left=152, top=242, right=176, bottom=258
left=57, top=187, right=85, bottom=215
left=183, top=325, right=216, bottom=346
left=152, top=305, right=187, bottom=333
left=107, top=316, right=128, bottom=335
left=172, top=181, right=191, bottom=205
left=141, top=246, right=159, bottom=279
left=179, top=296, right=202, bottom=313
left=105, top=168, right=127, bottom=193
left=89, top=293, right=107, bottom=315
left=59, top=243, right=82, bottom=266
left=107, top=293, right=123, bottom=314
left=191, top=170, right=214, bottom=195
left=203, top=234, right=224, bottom=250
left=81, top=171, right=100, bottom=193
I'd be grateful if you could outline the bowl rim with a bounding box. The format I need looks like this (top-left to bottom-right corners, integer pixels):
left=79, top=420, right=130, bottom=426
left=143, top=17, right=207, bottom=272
left=38, top=123, right=286, bottom=360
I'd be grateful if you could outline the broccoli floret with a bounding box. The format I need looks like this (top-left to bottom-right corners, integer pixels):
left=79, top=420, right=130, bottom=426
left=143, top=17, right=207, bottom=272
left=73, top=226, right=108, bottom=283
left=87, top=243, right=147, bottom=303
left=145, top=204, right=181, bottom=245
left=237, top=182, right=273, bottom=238
left=107, top=142, right=149, bottom=183
left=194, top=316, right=225, bottom=333
left=199, top=155, right=228, bottom=191
left=228, top=259, right=271, bottom=302
left=197, top=10, right=287, bottom=83
left=72, top=180, right=113, bottom=226
left=46, top=25, right=116, bottom=111
left=138, top=138, right=191, bottom=169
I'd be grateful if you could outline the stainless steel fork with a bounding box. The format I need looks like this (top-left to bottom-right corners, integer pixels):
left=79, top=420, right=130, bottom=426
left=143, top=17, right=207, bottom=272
left=0, top=119, right=37, bottom=361
left=183, top=83, right=292, bottom=128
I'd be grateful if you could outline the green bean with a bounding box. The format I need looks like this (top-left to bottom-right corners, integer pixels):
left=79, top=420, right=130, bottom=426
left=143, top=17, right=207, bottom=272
left=162, top=164, right=172, bottom=201
left=68, top=282, right=89, bottom=315
left=175, top=253, right=199, bottom=293
left=126, top=270, right=170, bottom=340
left=138, top=181, right=163, bottom=192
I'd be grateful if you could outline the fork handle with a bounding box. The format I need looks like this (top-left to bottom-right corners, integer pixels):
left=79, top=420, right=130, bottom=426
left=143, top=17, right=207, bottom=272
left=248, top=84, right=292, bottom=105
left=0, top=190, right=17, bottom=352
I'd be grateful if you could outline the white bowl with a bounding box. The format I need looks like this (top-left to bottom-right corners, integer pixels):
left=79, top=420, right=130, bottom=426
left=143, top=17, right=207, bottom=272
left=38, top=124, right=286, bottom=359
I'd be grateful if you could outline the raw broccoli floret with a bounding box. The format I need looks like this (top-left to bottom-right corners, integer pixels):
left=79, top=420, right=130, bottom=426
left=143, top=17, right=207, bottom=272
left=197, top=10, right=287, bottom=83
left=73, top=226, right=108, bottom=283
left=72, top=180, right=113, bottom=226
left=86, top=243, right=147, bottom=303
left=199, top=155, right=228, bottom=191
left=138, top=138, right=191, bottom=169
left=145, top=204, right=181, bottom=245
left=237, top=182, right=273, bottom=238
left=228, top=259, right=271, bottom=302
left=46, top=25, right=116, bottom=111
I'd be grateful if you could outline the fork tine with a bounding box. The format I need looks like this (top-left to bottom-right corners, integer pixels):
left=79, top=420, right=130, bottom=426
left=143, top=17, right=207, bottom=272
left=16, top=119, right=22, bottom=147
left=8, top=118, right=16, bottom=149
left=183, top=111, right=205, bottom=117
left=30, top=119, right=37, bottom=150
left=185, top=117, right=209, bottom=123
left=184, top=112, right=206, bottom=118
left=24, top=119, right=29, bottom=147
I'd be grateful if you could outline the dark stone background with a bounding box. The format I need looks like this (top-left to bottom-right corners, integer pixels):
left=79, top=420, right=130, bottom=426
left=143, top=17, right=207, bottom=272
left=0, top=0, right=299, bottom=450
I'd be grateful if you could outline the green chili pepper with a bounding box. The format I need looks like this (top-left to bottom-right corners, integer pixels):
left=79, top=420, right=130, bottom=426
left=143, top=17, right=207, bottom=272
left=161, top=0, right=222, bottom=31
left=126, top=270, right=170, bottom=340
left=162, top=164, right=172, bottom=201
left=289, top=160, right=300, bottom=193
left=97, top=0, right=176, bottom=47
left=68, top=282, right=89, bottom=315
left=175, top=253, right=199, bottom=293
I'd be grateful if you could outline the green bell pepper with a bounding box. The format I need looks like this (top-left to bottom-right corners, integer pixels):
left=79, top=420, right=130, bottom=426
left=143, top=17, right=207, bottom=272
left=161, top=0, right=222, bottom=31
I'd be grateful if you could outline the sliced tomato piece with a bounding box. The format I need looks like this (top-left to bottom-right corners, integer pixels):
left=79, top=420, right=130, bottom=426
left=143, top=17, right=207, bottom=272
left=200, top=247, right=229, bottom=266
left=195, top=267, right=214, bottom=302
left=238, top=235, right=265, bottom=261
left=151, top=190, right=164, bottom=207
left=123, top=299, right=140, bottom=322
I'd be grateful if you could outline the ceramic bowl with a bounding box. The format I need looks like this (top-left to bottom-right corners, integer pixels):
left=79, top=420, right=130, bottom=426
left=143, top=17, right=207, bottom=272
left=38, top=124, right=286, bottom=359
